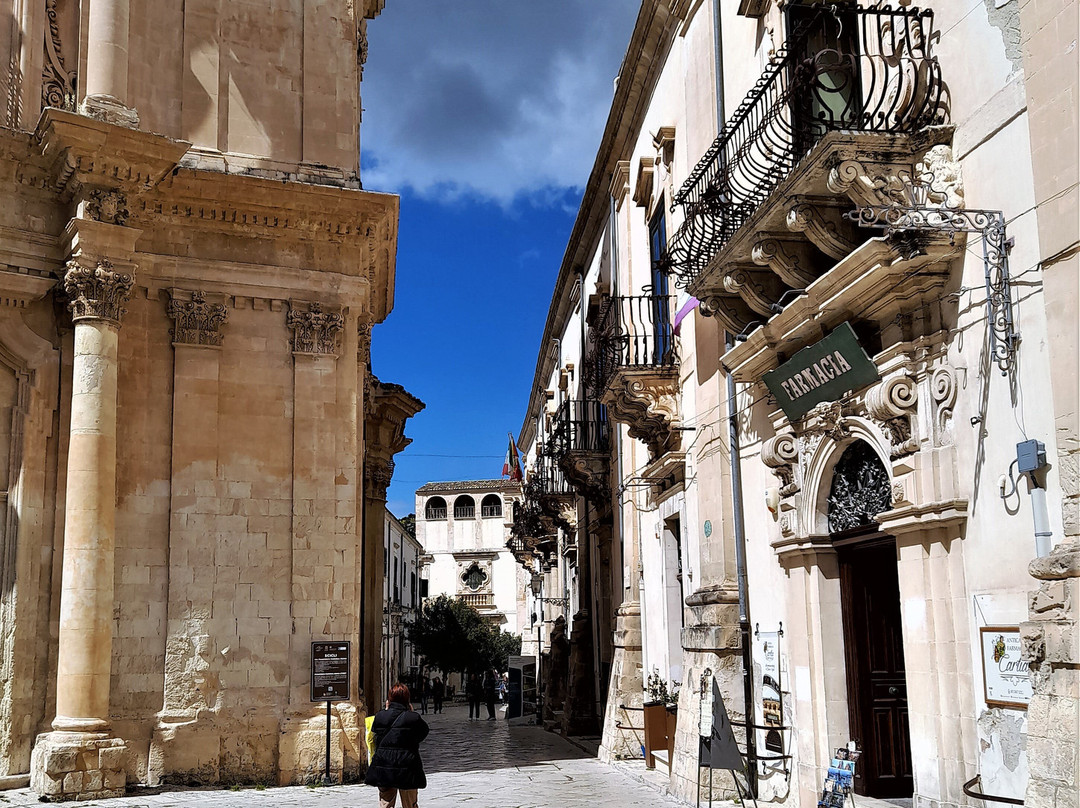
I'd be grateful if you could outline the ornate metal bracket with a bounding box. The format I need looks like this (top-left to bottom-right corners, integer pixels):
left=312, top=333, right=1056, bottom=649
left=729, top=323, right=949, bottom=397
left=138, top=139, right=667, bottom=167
left=846, top=205, right=1019, bottom=376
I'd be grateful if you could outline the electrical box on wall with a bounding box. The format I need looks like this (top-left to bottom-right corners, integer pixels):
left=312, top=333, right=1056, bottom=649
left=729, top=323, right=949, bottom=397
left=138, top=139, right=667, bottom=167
left=1016, top=439, right=1046, bottom=474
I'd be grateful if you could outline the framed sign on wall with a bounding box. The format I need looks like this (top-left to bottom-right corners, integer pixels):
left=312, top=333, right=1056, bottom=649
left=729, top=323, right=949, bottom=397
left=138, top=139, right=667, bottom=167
left=979, top=626, right=1032, bottom=709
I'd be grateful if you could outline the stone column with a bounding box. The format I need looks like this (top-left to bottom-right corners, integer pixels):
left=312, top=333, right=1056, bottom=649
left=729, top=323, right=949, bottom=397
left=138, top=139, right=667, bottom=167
left=599, top=601, right=643, bottom=762
left=362, top=456, right=392, bottom=710
left=1021, top=542, right=1080, bottom=808
left=30, top=257, right=133, bottom=801
left=81, top=0, right=139, bottom=127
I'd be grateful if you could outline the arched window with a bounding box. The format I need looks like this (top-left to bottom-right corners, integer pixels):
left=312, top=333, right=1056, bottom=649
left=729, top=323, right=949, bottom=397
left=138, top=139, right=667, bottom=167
left=453, top=495, right=475, bottom=519
left=826, top=441, right=891, bottom=534
left=481, top=494, right=503, bottom=518
left=425, top=496, right=447, bottom=520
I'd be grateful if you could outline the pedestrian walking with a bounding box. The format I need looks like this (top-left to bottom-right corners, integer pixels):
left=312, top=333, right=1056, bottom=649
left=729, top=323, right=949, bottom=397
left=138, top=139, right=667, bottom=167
left=418, top=676, right=429, bottom=714
left=466, top=672, right=482, bottom=720
left=431, top=676, right=445, bottom=714
left=365, top=683, right=429, bottom=808
left=483, top=668, right=497, bottom=720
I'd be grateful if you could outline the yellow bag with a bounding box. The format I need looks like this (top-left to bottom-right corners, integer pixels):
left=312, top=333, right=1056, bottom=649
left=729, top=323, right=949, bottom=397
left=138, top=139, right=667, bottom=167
left=364, top=714, right=377, bottom=762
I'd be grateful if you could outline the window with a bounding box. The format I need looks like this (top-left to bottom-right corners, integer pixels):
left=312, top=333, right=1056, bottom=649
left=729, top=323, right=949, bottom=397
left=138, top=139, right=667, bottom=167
left=453, top=495, right=475, bottom=519
left=425, top=496, right=447, bottom=520
left=648, top=205, right=674, bottom=365
left=460, top=562, right=488, bottom=592
left=481, top=494, right=503, bottom=518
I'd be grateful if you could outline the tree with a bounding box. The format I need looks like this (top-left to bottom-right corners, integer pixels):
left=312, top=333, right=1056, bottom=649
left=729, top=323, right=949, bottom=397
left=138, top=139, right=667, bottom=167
left=399, top=513, right=415, bottom=537
left=405, top=595, right=522, bottom=675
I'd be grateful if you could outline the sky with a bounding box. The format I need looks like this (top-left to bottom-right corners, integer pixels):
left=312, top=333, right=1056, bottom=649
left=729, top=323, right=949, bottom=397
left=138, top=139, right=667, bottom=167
left=363, top=1, right=640, bottom=517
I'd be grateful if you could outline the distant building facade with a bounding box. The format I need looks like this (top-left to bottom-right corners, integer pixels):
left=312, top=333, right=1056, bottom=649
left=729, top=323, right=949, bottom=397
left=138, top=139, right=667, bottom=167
left=415, top=480, right=529, bottom=635
left=382, top=509, right=423, bottom=699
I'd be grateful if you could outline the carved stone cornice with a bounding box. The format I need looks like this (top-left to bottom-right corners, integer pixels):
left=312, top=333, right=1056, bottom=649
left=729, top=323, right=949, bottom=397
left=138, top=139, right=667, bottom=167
left=601, top=367, right=680, bottom=458
left=84, top=189, right=129, bottom=226
left=167, top=290, right=228, bottom=347
left=62, top=258, right=134, bottom=325
left=287, top=302, right=344, bottom=356
left=363, top=376, right=425, bottom=502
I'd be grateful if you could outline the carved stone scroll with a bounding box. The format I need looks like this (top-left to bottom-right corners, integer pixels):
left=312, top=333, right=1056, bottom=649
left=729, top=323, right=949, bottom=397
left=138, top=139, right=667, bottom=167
left=723, top=264, right=787, bottom=317
left=931, top=365, right=957, bottom=445
left=762, top=432, right=800, bottom=497
left=751, top=236, right=818, bottom=288
left=63, top=258, right=134, bottom=326
left=866, top=374, right=918, bottom=457
left=785, top=201, right=857, bottom=260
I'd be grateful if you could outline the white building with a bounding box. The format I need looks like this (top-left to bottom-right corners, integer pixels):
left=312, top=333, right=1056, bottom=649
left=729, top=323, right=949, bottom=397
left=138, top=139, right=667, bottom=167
left=382, top=509, right=424, bottom=698
left=415, top=480, right=529, bottom=636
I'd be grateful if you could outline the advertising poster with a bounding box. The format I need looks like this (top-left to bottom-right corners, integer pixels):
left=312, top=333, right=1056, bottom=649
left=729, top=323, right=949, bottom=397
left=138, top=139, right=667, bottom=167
left=756, top=630, right=784, bottom=757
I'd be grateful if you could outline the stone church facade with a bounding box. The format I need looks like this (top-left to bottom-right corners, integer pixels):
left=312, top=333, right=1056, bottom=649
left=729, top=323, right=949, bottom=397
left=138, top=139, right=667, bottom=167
left=0, top=0, right=421, bottom=798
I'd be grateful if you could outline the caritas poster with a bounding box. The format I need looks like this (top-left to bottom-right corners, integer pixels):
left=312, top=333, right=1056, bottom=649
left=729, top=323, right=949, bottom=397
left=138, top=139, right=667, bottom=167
left=756, top=631, right=784, bottom=755
left=980, top=627, right=1032, bottom=709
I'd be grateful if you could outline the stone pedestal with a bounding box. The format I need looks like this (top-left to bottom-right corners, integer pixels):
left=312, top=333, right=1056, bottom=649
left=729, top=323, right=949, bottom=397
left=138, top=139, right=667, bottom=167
left=30, top=733, right=126, bottom=800
left=543, top=616, right=569, bottom=724
left=599, top=601, right=644, bottom=762
left=562, top=610, right=600, bottom=736
left=1021, top=542, right=1080, bottom=808
left=669, top=585, right=743, bottom=804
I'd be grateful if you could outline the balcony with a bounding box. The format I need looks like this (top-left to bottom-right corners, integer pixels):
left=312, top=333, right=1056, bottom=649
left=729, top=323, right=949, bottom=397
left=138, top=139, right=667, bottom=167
left=666, top=3, right=951, bottom=335
left=587, top=294, right=680, bottom=457
left=549, top=399, right=610, bottom=502
left=458, top=592, right=495, bottom=610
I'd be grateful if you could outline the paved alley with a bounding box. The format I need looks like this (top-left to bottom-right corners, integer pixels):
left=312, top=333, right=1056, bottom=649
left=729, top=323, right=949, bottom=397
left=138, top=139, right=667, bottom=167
left=1, top=704, right=684, bottom=808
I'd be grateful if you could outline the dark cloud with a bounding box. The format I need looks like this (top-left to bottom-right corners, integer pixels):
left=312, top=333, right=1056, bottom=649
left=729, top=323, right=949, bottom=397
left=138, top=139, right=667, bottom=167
left=362, top=0, right=640, bottom=203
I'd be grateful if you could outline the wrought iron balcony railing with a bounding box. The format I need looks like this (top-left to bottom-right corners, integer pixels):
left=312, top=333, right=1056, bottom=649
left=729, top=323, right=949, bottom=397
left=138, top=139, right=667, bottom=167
left=532, top=453, right=573, bottom=499
left=667, top=3, right=945, bottom=285
left=548, top=399, right=610, bottom=459
left=588, top=294, right=678, bottom=392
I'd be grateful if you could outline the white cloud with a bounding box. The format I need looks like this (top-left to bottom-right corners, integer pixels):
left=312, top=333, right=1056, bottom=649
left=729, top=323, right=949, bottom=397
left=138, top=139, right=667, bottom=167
left=361, top=0, right=640, bottom=204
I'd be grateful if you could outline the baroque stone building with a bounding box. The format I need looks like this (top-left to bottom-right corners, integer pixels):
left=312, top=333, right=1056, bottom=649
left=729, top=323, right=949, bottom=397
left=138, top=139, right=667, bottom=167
left=0, top=0, right=423, bottom=799
left=514, top=1, right=1077, bottom=806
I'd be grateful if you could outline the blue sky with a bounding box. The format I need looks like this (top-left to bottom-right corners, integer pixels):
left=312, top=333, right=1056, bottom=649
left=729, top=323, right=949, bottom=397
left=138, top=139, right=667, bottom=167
left=363, top=1, right=639, bottom=516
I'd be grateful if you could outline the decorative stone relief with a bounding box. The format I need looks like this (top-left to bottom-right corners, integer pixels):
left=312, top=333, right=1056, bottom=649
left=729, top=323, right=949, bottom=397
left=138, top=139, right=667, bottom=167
left=63, top=258, right=134, bottom=325
left=42, top=0, right=76, bottom=112
left=751, top=236, right=818, bottom=288
left=827, top=158, right=914, bottom=208
left=287, top=302, right=344, bottom=356
left=358, top=320, right=373, bottom=368
left=785, top=201, right=856, bottom=260
left=931, top=365, right=957, bottom=445
left=918, top=145, right=964, bottom=209
left=364, top=457, right=394, bottom=501
left=761, top=433, right=800, bottom=497
left=866, top=373, right=918, bottom=457
left=85, top=189, right=129, bottom=226
left=601, top=370, right=680, bottom=458
left=559, top=453, right=609, bottom=505
left=723, top=264, right=787, bottom=317
left=167, top=291, right=228, bottom=347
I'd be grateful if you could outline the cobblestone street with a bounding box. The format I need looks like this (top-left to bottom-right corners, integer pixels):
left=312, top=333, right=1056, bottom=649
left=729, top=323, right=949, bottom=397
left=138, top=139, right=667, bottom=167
left=1, top=705, right=684, bottom=808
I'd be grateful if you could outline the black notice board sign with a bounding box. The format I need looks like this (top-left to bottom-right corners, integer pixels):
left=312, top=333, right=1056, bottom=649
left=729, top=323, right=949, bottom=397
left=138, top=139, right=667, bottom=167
left=762, top=322, right=880, bottom=422
left=311, top=641, right=350, bottom=702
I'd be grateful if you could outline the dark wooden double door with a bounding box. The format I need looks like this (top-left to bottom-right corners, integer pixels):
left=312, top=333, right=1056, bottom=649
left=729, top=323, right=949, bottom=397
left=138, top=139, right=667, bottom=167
left=838, top=537, right=914, bottom=798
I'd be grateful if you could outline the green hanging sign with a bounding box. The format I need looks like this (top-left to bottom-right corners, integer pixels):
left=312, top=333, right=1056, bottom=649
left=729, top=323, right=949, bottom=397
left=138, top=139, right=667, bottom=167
left=762, top=322, right=880, bottom=422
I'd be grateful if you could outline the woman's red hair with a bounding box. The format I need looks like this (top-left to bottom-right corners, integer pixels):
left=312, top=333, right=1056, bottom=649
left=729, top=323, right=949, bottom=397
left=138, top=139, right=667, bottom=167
left=388, top=683, right=410, bottom=705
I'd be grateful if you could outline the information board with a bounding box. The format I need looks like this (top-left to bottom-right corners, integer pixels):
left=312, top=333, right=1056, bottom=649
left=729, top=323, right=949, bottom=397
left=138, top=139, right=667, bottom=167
left=311, top=641, right=350, bottom=702
left=979, top=627, right=1032, bottom=709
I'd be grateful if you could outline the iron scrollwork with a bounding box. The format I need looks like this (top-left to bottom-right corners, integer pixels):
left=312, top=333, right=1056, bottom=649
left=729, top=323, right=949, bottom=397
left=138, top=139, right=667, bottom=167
left=846, top=204, right=1018, bottom=376
left=826, top=441, right=893, bottom=534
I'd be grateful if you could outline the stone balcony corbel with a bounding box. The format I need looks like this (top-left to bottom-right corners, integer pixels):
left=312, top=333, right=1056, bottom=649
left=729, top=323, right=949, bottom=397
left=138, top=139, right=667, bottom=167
left=723, top=264, right=788, bottom=318
left=559, top=450, right=609, bottom=506
left=601, top=366, right=680, bottom=458
left=785, top=198, right=858, bottom=260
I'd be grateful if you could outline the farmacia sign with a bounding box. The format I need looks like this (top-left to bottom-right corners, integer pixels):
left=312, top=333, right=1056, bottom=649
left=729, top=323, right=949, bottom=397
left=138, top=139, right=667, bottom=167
left=762, top=322, right=880, bottom=421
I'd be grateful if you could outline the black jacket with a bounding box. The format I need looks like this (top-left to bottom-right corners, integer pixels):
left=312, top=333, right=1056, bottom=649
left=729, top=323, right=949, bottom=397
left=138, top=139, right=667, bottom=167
left=365, top=703, right=429, bottom=790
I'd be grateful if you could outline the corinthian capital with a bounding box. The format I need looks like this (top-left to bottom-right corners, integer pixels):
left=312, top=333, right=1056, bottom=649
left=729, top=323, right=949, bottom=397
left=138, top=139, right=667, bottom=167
left=63, top=258, right=134, bottom=325
left=287, top=302, right=344, bottom=356
left=167, top=290, right=229, bottom=347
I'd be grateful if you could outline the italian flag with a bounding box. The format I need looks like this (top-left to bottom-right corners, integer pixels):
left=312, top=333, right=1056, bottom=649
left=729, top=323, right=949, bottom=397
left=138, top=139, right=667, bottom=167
left=502, top=433, right=523, bottom=481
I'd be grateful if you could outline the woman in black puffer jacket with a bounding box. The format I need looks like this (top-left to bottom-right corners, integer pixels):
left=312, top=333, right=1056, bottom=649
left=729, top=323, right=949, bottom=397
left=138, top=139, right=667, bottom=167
left=365, top=683, right=429, bottom=808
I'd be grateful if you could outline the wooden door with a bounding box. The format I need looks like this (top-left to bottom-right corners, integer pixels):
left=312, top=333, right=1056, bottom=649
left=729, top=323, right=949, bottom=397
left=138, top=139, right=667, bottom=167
left=838, top=538, right=913, bottom=798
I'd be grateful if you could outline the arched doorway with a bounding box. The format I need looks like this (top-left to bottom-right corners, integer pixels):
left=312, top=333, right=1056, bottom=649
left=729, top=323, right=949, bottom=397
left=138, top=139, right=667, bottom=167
left=827, top=440, right=913, bottom=799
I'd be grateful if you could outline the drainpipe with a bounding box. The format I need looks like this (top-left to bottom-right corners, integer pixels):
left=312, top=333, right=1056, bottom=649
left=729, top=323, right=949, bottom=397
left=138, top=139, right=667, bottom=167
left=727, top=334, right=757, bottom=795
left=714, top=0, right=757, bottom=794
